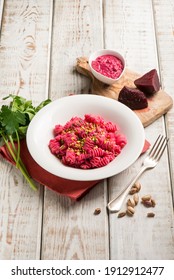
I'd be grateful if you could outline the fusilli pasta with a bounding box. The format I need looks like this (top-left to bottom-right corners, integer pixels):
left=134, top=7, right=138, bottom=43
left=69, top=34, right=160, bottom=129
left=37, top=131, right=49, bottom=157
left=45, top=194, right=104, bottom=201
left=49, top=114, right=127, bottom=169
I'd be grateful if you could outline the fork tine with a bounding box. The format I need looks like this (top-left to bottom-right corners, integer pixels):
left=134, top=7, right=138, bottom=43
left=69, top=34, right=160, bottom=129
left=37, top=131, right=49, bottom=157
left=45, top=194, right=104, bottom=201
left=148, top=134, right=162, bottom=157
left=148, top=135, right=168, bottom=161
left=150, top=135, right=165, bottom=159
left=155, top=138, right=169, bottom=161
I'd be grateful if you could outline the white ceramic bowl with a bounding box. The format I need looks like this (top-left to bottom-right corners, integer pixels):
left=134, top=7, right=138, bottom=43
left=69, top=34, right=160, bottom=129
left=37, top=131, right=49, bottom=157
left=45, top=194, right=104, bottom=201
left=89, top=49, right=125, bottom=85
left=26, top=94, right=145, bottom=181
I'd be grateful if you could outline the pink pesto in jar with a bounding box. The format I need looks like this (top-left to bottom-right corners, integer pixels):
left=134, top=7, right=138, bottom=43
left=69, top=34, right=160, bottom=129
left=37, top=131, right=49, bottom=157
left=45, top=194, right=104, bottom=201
left=91, top=54, right=124, bottom=79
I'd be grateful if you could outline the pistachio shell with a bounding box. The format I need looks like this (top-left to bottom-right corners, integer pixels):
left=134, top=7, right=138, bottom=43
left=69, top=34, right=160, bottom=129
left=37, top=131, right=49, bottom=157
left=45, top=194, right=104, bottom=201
left=141, top=194, right=151, bottom=201
left=117, top=212, right=126, bottom=218
left=133, top=193, right=139, bottom=205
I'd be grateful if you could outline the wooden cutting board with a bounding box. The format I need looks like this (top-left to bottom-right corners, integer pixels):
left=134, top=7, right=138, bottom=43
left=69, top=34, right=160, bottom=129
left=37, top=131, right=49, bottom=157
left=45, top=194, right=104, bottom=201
left=76, top=57, right=173, bottom=127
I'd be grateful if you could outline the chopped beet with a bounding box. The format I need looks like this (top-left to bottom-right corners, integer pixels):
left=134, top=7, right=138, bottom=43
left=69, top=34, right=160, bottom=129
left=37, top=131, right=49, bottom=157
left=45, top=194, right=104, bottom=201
left=118, top=86, right=148, bottom=110
left=134, top=69, right=160, bottom=96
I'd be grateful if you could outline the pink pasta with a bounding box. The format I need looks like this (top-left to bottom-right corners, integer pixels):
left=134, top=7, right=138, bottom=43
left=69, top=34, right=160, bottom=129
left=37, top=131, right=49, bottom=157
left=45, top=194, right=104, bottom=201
left=48, top=114, right=127, bottom=169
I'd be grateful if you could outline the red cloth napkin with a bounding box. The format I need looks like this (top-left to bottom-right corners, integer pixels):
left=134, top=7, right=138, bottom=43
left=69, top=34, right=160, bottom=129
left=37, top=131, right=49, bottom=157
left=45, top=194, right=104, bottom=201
left=0, top=139, right=150, bottom=200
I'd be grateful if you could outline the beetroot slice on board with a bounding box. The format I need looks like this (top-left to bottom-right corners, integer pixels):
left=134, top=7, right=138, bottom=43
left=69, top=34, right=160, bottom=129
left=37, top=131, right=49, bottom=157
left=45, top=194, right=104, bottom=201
left=118, top=86, right=148, bottom=110
left=134, top=69, right=160, bottom=96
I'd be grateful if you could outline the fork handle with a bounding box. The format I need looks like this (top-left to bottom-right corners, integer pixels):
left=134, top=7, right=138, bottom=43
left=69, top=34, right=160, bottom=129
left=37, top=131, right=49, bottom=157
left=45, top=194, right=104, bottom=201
left=107, top=166, right=147, bottom=213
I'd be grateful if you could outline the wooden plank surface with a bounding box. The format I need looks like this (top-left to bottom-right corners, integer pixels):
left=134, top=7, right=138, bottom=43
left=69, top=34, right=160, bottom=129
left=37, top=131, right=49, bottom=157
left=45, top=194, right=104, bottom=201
left=104, top=0, right=174, bottom=259
left=153, top=0, right=174, bottom=199
left=0, top=0, right=53, bottom=259
left=41, top=0, right=109, bottom=260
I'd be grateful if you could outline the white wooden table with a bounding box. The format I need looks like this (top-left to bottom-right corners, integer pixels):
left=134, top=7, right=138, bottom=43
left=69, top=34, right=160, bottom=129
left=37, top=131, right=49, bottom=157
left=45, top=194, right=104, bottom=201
left=0, top=0, right=174, bottom=260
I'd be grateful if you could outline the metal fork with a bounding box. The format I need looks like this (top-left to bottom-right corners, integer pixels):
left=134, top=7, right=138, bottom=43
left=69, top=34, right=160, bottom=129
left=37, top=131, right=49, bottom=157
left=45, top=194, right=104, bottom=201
left=107, top=134, right=169, bottom=213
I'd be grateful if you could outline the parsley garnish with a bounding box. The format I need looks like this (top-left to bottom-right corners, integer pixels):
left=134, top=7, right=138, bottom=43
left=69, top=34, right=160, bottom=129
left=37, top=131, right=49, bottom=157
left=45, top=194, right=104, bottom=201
left=0, top=95, right=51, bottom=190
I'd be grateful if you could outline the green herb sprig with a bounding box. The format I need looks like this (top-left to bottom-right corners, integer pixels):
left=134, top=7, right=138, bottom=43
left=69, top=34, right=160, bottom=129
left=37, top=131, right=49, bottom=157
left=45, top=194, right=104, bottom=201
left=0, top=95, right=51, bottom=190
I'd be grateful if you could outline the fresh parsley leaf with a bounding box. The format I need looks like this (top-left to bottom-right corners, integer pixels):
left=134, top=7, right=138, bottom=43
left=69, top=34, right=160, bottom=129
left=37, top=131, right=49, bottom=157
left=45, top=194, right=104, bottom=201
left=0, top=105, right=26, bottom=135
left=35, top=99, right=51, bottom=112
left=3, top=94, right=51, bottom=122
left=18, top=125, right=28, bottom=138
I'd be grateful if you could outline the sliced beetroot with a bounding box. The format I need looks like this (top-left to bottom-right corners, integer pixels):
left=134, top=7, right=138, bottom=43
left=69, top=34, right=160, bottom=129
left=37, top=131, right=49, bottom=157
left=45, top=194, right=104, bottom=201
left=118, top=86, right=148, bottom=110
left=134, top=69, right=160, bottom=96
